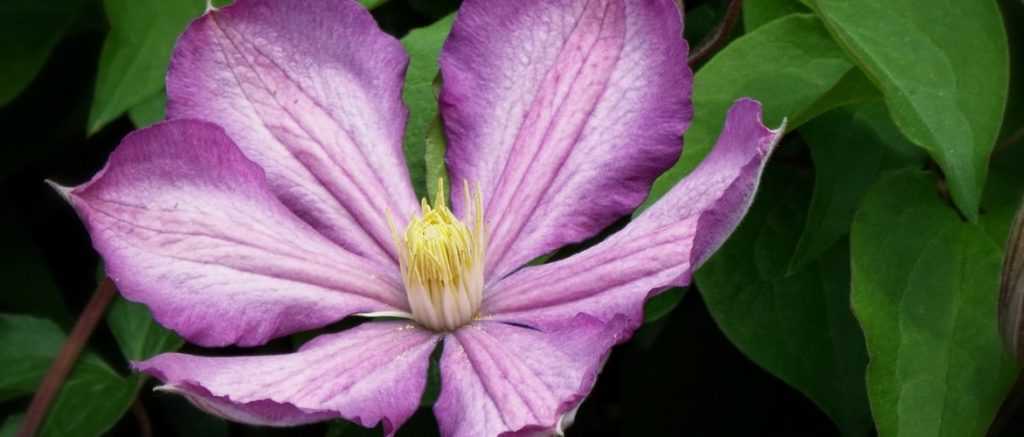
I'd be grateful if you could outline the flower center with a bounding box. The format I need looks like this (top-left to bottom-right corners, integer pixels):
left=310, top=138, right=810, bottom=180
left=391, top=181, right=485, bottom=331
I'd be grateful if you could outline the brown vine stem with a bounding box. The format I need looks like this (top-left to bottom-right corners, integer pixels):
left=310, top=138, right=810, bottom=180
left=688, top=0, right=744, bottom=67
left=131, top=399, right=154, bottom=437
left=18, top=277, right=118, bottom=437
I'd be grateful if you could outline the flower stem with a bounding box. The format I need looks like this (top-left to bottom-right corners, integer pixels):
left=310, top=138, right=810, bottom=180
left=131, top=399, right=154, bottom=437
left=688, top=0, right=744, bottom=67
left=17, top=277, right=118, bottom=437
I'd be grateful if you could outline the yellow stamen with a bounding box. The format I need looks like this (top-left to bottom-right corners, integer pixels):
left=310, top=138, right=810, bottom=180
left=391, top=179, right=485, bottom=331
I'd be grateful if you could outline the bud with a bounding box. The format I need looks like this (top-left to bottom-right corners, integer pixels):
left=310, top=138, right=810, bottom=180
left=999, top=197, right=1024, bottom=362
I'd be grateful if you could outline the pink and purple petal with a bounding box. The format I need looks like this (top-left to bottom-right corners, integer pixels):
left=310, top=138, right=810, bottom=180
left=439, top=0, right=692, bottom=280
left=64, top=120, right=408, bottom=347
left=434, top=315, right=625, bottom=437
left=136, top=321, right=439, bottom=435
left=167, top=0, right=418, bottom=265
left=483, top=99, right=782, bottom=332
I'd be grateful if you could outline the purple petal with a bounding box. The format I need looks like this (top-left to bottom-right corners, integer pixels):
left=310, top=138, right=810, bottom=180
left=136, top=321, right=439, bottom=435
left=66, top=120, right=408, bottom=347
left=167, top=0, right=418, bottom=265
left=434, top=315, right=625, bottom=437
left=483, top=99, right=781, bottom=331
left=440, top=0, right=692, bottom=280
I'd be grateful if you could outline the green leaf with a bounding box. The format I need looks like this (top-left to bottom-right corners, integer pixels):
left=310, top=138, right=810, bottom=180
left=401, top=14, right=454, bottom=199
left=107, top=296, right=183, bottom=362
left=743, top=0, right=809, bottom=31
left=813, top=0, right=1010, bottom=220
left=982, top=0, right=1024, bottom=248
left=697, top=168, right=873, bottom=437
left=419, top=343, right=443, bottom=407
left=39, top=360, right=138, bottom=437
left=358, top=0, right=387, bottom=9
left=0, top=414, right=22, bottom=437
left=981, top=148, right=1024, bottom=250
left=127, top=91, right=167, bottom=128
left=0, top=315, right=137, bottom=436
left=87, top=0, right=208, bottom=134
left=643, top=288, right=687, bottom=323
left=787, top=68, right=881, bottom=129
left=0, top=314, right=67, bottom=401
left=643, top=14, right=853, bottom=209
left=424, top=116, right=448, bottom=201
left=999, top=0, right=1024, bottom=148
left=0, top=0, right=86, bottom=106
left=789, top=104, right=923, bottom=270
left=851, top=169, right=1017, bottom=437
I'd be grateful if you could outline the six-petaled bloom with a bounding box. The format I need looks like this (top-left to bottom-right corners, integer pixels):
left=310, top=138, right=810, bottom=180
left=57, top=0, right=783, bottom=435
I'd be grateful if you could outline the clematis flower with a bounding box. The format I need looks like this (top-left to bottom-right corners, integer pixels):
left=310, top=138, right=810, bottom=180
left=57, top=0, right=782, bottom=435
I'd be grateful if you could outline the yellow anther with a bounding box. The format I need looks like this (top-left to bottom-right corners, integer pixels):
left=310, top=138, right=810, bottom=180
left=392, top=178, right=485, bottom=331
